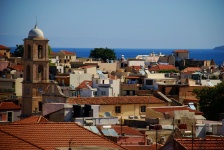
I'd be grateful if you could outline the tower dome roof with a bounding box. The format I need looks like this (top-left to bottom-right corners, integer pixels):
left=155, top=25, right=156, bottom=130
left=28, top=25, right=44, bottom=39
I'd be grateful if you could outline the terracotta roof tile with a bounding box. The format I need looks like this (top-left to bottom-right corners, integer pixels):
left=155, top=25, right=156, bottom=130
left=0, top=45, right=10, bottom=50
left=8, top=65, right=23, bottom=71
left=0, top=122, right=126, bottom=150
left=175, top=138, right=224, bottom=150
left=0, top=130, right=42, bottom=149
left=76, top=80, right=92, bottom=90
left=61, top=50, right=76, bottom=55
left=12, top=116, right=49, bottom=124
left=0, top=102, right=21, bottom=110
left=151, top=106, right=202, bottom=115
left=67, top=96, right=165, bottom=105
left=181, top=67, right=201, bottom=73
left=149, top=64, right=177, bottom=71
left=111, top=125, right=144, bottom=136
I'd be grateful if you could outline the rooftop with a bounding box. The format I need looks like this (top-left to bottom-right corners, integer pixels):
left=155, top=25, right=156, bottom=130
left=150, top=106, right=203, bottom=115
left=0, top=45, right=10, bottom=50
left=67, top=96, right=165, bottom=105
left=0, top=102, right=21, bottom=110
left=175, top=138, right=224, bottom=150
left=12, top=116, right=49, bottom=124
left=0, top=122, right=125, bottom=150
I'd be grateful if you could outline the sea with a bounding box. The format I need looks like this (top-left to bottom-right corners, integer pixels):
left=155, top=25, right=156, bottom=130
left=10, top=47, right=224, bottom=65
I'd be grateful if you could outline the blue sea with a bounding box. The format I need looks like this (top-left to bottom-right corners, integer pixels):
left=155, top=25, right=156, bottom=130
left=10, top=47, right=224, bottom=65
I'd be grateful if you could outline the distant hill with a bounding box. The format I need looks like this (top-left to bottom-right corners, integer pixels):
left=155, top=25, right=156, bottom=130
left=213, top=45, right=224, bottom=50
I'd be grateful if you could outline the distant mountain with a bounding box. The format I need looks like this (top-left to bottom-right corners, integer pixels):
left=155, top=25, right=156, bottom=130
left=213, top=45, right=224, bottom=50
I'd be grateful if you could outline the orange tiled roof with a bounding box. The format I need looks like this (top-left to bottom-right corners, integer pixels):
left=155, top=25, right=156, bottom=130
left=61, top=50, right=76, bottom=55
left=175, top=138, right=224, bottom=150
left=67, top=96, right=165, bottom=105
left=0, top=122, right=126, bottom=150
left=9, top=65, right=23, bottom=71
left=0, top=102, right=21, bottom=110
left=0, top=130, right=42, bottom=149
left=12, top=116, right=49, bottom=124
left=112, top=125, right=144, bottom=136
left=181, top=67, right=201, bottom=73
left=76, top=80, right=92, bottom=89
left=0, top=45, right=10, bottom=50
left=173, top=50, right=189, bottom=53
left=151, top=106, right=202, bottom=115
left=149, top=64, right=177, bottom=71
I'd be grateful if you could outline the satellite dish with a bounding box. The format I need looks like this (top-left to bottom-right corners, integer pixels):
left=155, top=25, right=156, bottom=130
left=104, top=112, right=111, bottom=117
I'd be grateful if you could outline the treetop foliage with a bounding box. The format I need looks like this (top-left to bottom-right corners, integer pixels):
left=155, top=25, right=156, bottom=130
left=193, top=81, right=224, bottom=121
left=89, top=47, right=116, bottom=62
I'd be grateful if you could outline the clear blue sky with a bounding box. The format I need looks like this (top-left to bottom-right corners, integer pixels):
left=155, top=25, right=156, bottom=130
left=0, top=0, right=224, bottom=49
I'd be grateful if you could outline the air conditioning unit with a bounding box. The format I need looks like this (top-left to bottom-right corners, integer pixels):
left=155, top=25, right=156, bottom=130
left=129, top=116, right=134, bottom=119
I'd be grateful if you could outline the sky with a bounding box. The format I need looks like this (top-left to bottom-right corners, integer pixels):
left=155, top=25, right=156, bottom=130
left=0, top=0, right=224, bottom=49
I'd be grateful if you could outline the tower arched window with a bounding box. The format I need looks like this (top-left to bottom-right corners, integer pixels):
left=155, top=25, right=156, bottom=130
left=27, top=45, right=31, bottom=59
left=38, top=45, right=43, bottom=58
left=38, top=65, right=44, bottom=81
left=26, top=65, right=30, bottom=81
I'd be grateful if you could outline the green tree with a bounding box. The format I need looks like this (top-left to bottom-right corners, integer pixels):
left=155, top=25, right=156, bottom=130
left=48, top=45, right=52, bottom=56
left=89, top=47, right=116, bottom=62
left=14, top=44, right=24, bottom=57
left=193, top=82, right=224, bottom=120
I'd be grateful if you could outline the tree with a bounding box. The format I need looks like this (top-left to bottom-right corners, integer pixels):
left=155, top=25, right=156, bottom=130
left=14, top=44, right=24, bottom=57
left=89, top=47, right=116, bottom=62
left=48, top=45, right=52, bottom=56
left=193, top=82, right=224, bottom=120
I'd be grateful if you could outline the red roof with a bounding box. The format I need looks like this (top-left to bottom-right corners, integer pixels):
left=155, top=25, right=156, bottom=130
left=151, top=106, right=202, bottom=115
left=175, top=138, right=224, bottom=150
left=181, top=67, right=201, bottom=73
left=0, top=102, right=21, bottom=110
left=76, top=80, right=92, bottom=89
left=0, top=122, right=126, bottom=150
left=67, top=96, right=165, bottom=105
left=0, top=45, right=10, bottom=50
left=173, top=50, right=189, bottom=53
left=12, top=116, right=49, bottom=124
left=149, top=64, right=177, bottom=71
left=8, top=65, right=23, bottom=71
left=111, top=125, right=144, bottom=136
left=61, top=50, right=76, bottom=55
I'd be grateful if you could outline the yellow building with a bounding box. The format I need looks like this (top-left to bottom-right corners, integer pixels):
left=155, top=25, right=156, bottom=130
left=67, top=96, right=168, bottom=119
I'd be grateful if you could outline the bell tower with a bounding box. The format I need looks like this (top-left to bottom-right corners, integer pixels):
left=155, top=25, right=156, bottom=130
left=22, top=24, right=50, bottom=117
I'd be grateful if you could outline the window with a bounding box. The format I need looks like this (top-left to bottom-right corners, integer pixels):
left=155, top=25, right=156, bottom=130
left=7, top=111, right=13, bottom=122
left=146, top=80, right=153, bottom=85
left=115, top=106, right=121, bottom=113
left=26, top=65, right=30, bottom=81
left=27, top=45, right=31, bottom=59
left=38, top=102, right=42, bottom=111
left=140, top=106, right=146, bottom=112
left=38, top=65, right=44, bottom=81
left=101, top=91, right=106, bottom=95
left=94, top=91, right=97, bottom=96
left=38, top=45, right=43, bottom=58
